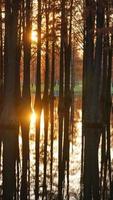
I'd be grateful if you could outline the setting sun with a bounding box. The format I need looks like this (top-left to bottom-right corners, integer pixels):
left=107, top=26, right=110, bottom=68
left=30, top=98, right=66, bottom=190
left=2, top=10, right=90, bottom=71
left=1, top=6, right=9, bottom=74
left=30, top=109, right=44, bottom=135
left=31, top=31, right=37, bottom=43
left=30, top=110, right=37, bottom=124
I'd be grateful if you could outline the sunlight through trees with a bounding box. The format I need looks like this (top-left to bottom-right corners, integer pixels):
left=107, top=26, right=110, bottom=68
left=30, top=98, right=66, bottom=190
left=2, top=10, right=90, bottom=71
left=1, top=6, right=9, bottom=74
left=0, top=0, right=113, bottom=199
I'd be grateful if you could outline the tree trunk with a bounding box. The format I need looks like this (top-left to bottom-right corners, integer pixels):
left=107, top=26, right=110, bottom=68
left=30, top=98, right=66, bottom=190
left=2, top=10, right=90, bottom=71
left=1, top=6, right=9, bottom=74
left=83, top=0, right=105, bottom=199
left=58, top=0, right=65, bottom=198
left=43, top=1, right=50, bottom=197
left=35, top=0, right=42, bottom=198
left=1, top=1, right=19, bottom=199
left=62, top=1, right=73, bottom=197
left=50, top=1, right=55, bottom=191
left=20, top=0, right=32, bottom=199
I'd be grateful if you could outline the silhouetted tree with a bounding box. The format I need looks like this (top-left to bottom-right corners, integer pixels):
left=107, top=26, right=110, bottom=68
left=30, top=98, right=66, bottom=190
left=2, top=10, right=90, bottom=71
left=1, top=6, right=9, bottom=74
left=34, top=0, right=42, bottom=198
left=20, top=0, right=32, bottom=199
left=42, top=0, right=50, bottom=197
left=1, top=1, right=20, bottom=199
left=50, top=0, right=56, bottom=191
left=82, top=1, right=112, bottom=200
left=58, top=0, right=65, bottom=198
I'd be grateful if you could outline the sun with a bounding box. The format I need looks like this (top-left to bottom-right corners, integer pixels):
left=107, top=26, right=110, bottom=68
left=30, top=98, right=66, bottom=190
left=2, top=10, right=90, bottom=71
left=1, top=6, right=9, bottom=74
left=31, top=31, right=37, bottom=43
left=30, top=109, right=44, bottom=135
left=30, top=110, right=37, bottom=124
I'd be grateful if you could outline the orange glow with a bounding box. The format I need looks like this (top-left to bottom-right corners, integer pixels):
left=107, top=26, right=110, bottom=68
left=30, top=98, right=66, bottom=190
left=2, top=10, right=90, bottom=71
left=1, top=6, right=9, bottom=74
left=40, top=110, right=44, bottom=135
left=30, top=109, right=44, bottom=136
left=30, top=110, right=37, bottom=124
left=31, top=31, right=37, bottom=43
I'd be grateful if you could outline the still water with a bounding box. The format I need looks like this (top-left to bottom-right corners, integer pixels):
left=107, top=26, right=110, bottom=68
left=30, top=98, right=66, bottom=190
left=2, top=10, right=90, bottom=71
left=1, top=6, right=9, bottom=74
left=22, top=98, right=82, bottom=199
left=18, top=97, right=113, bottom=199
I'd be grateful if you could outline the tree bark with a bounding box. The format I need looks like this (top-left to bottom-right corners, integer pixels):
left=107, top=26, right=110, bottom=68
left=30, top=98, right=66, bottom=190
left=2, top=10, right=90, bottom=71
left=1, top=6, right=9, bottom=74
left=1, top=1, right=20, bottom=199
left=83, top=0, right=105, bottom=199
left=20, top=0, right=32, bottom=199
left=35, top=0, right=42, bottom=198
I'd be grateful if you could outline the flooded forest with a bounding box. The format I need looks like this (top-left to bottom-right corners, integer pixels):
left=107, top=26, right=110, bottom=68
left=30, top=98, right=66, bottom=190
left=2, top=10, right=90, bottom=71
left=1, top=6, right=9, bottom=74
left=0, top=0, right=113, bottom=199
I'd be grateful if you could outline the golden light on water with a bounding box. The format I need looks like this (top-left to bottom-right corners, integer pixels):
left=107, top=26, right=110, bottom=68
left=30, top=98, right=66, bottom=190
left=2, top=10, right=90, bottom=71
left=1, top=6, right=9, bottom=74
left=23, top=108, right=82, bottom=195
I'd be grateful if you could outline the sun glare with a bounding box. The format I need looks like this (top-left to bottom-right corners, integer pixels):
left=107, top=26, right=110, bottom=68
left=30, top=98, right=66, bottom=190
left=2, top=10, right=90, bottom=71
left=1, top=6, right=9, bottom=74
left=31, top=31, right=37, bottom=43
left=30, top=110, right=37, bottom=124
left=40, top=110, right=44, bottom=133
left=30, top=109, right=44, bottom=135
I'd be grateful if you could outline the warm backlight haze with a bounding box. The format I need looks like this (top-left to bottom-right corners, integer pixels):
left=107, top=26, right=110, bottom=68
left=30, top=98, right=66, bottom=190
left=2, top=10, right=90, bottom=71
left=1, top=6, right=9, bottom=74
left=31, top=30, right=37, bottom=43
left=30, top=109, right=44, bottom=134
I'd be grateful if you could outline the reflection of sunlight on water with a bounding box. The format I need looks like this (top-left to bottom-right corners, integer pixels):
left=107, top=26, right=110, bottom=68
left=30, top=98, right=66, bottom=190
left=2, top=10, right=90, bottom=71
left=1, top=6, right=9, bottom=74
left=18, top=106, right=113, bottom=199
left=70, top=109, right=82, bottom=194
left=26, top=108, right=82, bottom=198
left=29, top=109, right=45, bottom=198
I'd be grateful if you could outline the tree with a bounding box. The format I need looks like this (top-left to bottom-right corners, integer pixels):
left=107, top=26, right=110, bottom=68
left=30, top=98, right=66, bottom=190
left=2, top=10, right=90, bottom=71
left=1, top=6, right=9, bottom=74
left=34, top=0, right=42, bottom=198
left=1, top=1, right=20, bottom=199
left=42, top=0, right=50, bottom=197
left=20, top=0, right=32, bottom=199
left=82, top=0, right=113, bottom=199
left=50, top=0, right=56, bottom=191
left=58, top=0, right=65, bottom=198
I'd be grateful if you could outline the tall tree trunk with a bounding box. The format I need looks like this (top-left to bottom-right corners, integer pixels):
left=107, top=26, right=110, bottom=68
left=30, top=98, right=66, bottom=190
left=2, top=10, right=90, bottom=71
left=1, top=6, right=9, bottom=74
left=83, top=0, right=105, bottom=199
left=0, top=2, right=4, bottom=110
left=1, top=1, right=20, bottom=199
left=0, top=2, right=4, bottom=184
left=15, top=3, right=22, bottom=198
left=62, top=1, right=73, bottom=198
left=104, top=33, right=112, bottom=199
left=43, top=0, right=50, bottom=197
left=58, top=0, right=65, bottom=198
left=35, top=0, right=42, bottom=198
left=50, top=1, right=55, bottom=191
left=20, top=0, right=32, bottom=199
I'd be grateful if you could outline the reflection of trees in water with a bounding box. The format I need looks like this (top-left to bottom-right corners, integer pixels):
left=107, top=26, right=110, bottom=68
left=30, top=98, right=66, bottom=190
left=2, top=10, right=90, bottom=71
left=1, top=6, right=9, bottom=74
left=28, top=99, right=82, bottom=198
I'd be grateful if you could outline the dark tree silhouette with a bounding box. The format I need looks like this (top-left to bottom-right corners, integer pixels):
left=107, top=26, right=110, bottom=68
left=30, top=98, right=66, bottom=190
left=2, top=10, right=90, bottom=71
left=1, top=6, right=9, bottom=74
left=34, top=0, right=42, bottom=198
left=42, top=0, right=50, bottom=197
left=50, top=0, right=56, bottom=191
left=82, top=1, right=113, bottom=200
left=1, top=1, right=20, bottom=199
left=58, top=0, right=65, bottom=198
left=20, top=0, right=32, bottom=199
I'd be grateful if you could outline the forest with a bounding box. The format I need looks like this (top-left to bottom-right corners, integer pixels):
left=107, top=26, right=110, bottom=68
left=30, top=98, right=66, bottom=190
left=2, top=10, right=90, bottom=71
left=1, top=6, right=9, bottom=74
left=0, top=0, right=113, bottom=199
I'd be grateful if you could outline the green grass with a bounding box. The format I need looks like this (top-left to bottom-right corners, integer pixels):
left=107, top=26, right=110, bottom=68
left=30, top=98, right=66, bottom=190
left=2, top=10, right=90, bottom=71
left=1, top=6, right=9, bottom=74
left=30, top=82, right=113, bottom=96
left=74, top=83, right=82, bottom=94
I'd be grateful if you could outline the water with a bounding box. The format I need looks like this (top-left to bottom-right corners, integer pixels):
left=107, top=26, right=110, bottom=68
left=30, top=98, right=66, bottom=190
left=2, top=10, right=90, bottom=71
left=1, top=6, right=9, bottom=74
left=25, top=99, right=82, bottom=199
left=26, top=96, right=113, bottom=199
